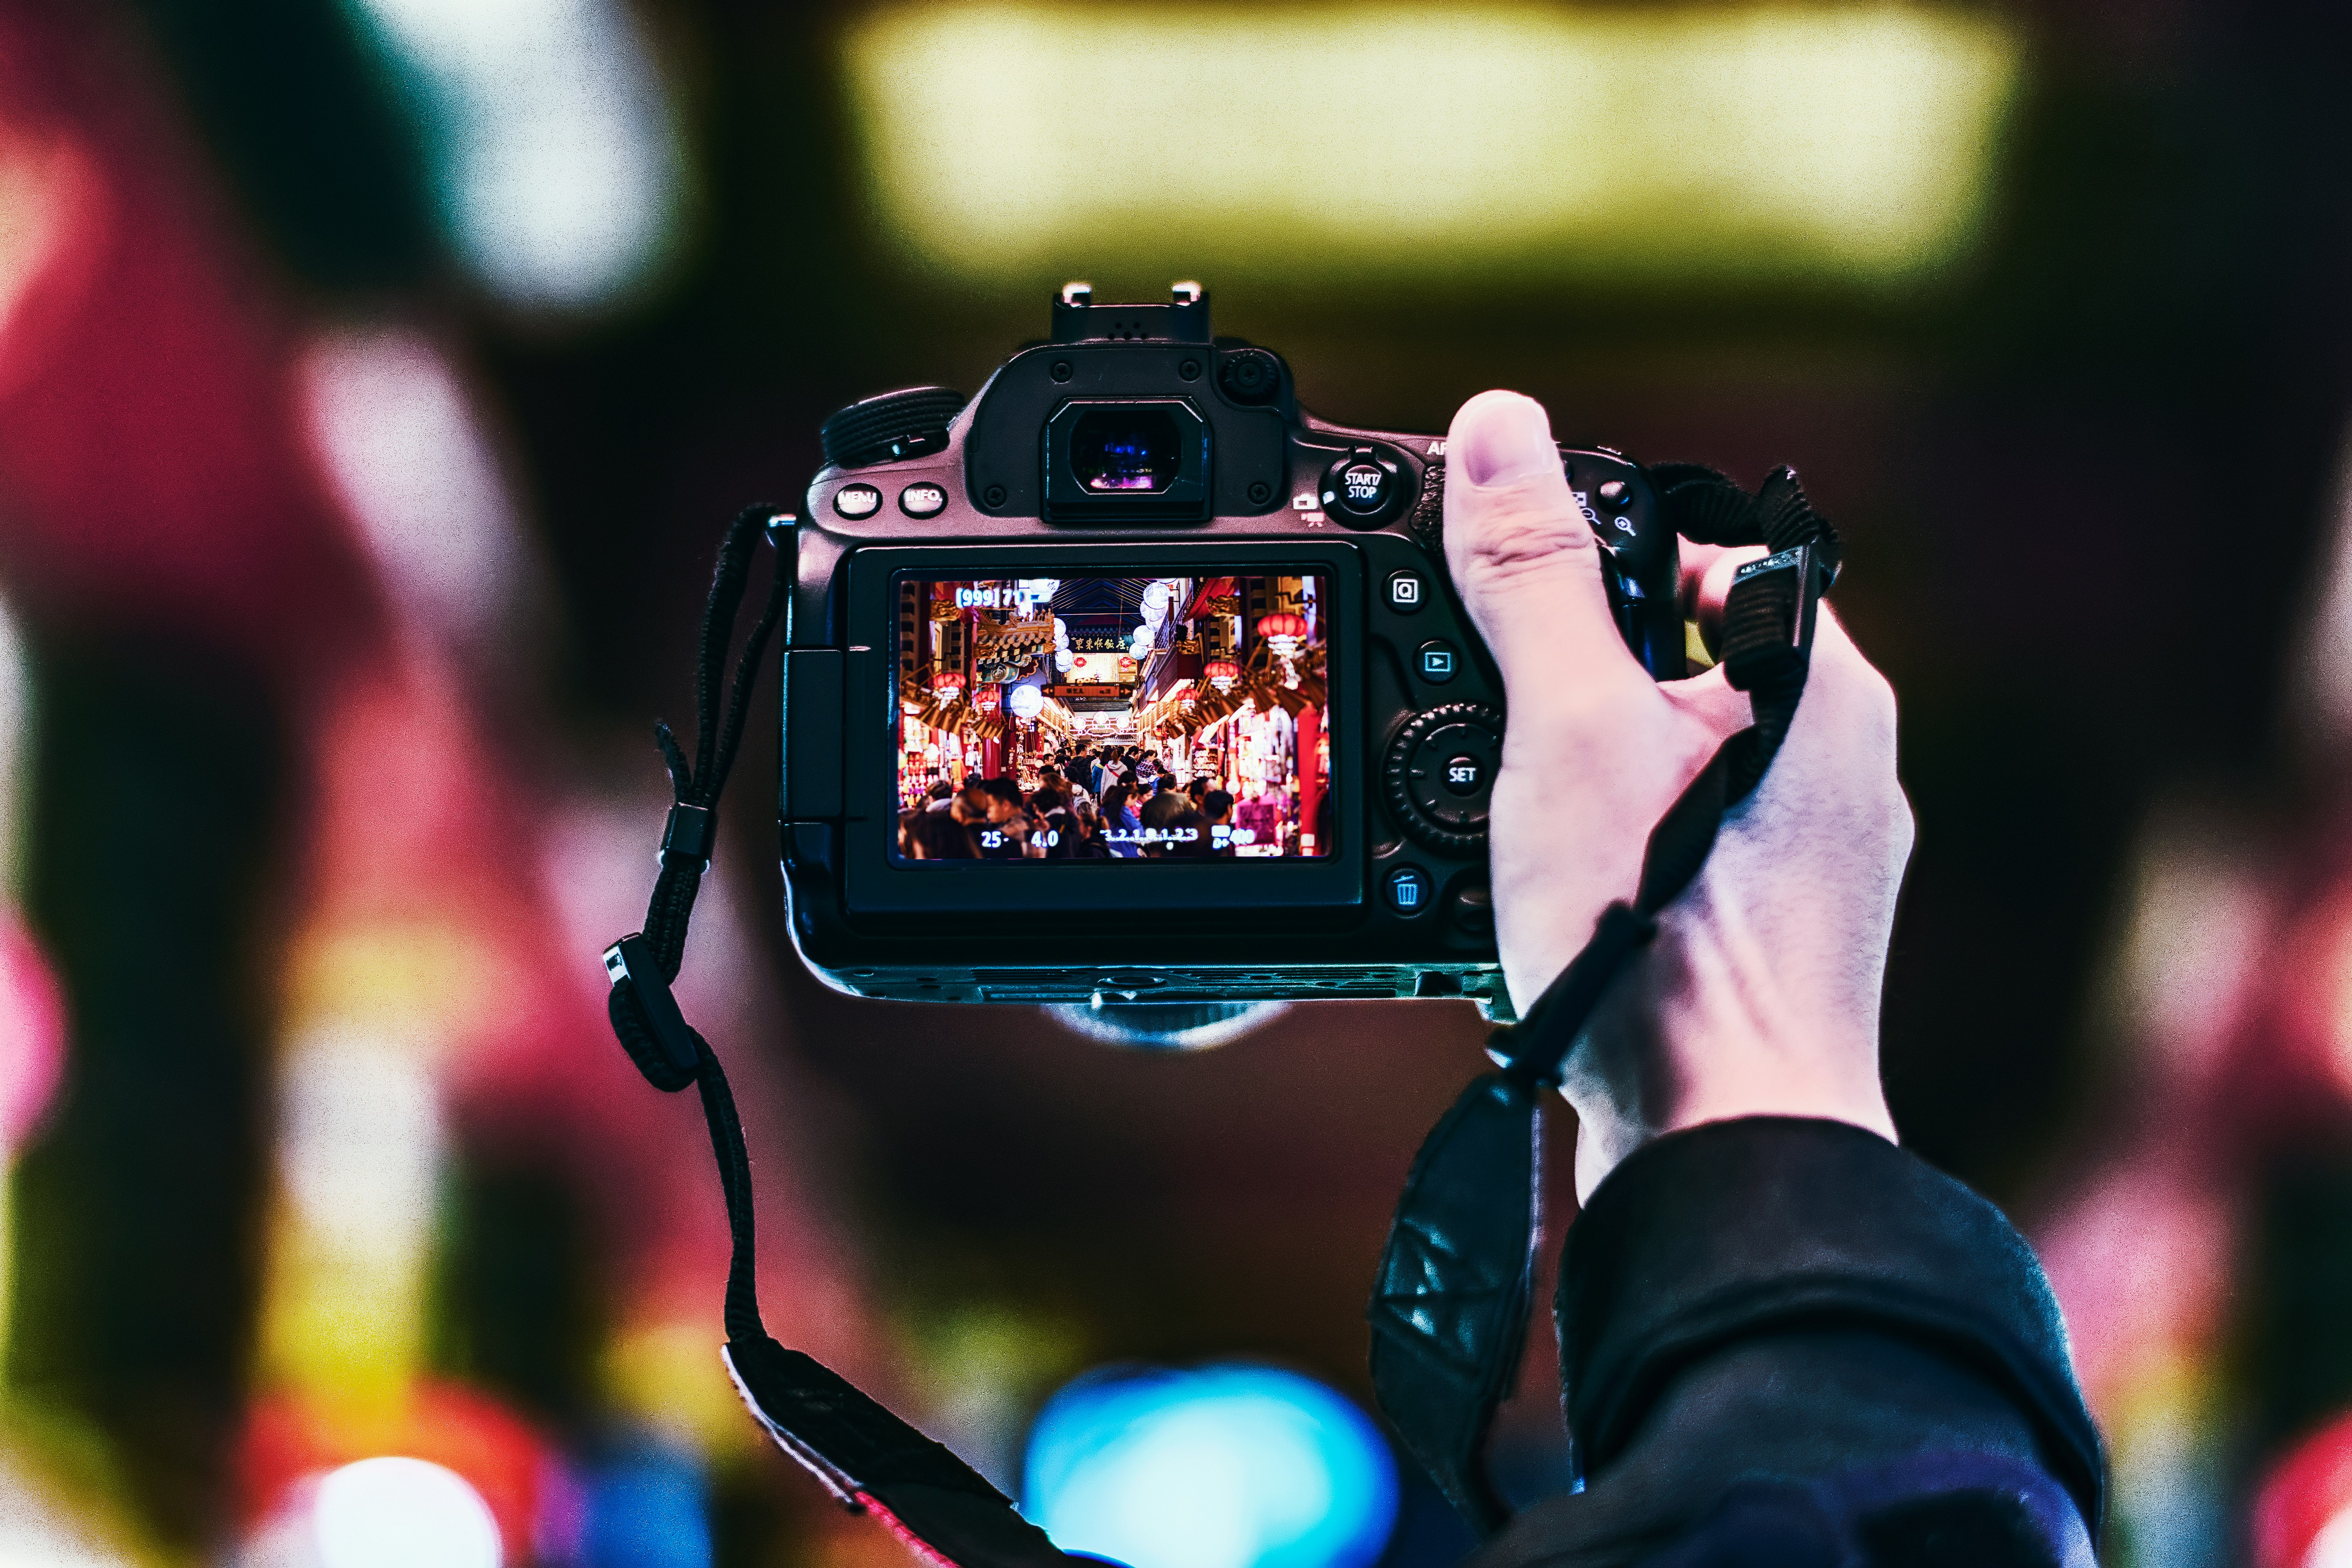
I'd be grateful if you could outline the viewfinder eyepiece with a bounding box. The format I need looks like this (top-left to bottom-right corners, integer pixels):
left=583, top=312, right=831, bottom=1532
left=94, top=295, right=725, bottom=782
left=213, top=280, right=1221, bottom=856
left=1070, top=408, right=1183, bottom=494
left=1043, top=398, right=1211, bottom=521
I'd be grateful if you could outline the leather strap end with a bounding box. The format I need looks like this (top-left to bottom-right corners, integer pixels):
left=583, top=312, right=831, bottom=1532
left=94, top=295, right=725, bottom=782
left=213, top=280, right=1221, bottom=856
left=1368, top=1074, right=1545, bottom=1535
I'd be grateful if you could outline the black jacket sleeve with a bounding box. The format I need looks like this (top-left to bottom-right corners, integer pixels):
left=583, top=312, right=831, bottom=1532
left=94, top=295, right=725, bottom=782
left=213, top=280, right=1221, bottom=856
left=1469, top=1117, right=2105, bottom=1568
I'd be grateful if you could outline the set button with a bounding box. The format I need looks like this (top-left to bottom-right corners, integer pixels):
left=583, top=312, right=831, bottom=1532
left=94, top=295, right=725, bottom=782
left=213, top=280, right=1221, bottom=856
left=1404, top=720, right=1500, bottom=829
left=1440, top=754, right=1485, bottom=796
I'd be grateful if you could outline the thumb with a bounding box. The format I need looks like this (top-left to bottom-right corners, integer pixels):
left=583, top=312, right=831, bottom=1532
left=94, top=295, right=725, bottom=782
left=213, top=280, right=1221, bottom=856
left=1442, top=391, right=1646, bottom=712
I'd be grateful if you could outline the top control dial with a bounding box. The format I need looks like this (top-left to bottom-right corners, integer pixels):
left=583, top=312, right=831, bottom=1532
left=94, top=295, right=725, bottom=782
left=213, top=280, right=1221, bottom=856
left=820, top=386, right=966, bottom=469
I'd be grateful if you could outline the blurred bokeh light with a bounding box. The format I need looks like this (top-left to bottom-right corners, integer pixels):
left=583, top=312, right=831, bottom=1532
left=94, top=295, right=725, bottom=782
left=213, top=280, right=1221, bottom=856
left=339, top=0, right=688, bottom=311
left=258, top=1455, right=504, bottom=1568
left=1023, top=1364, right=1398, bottom=1568
left=844, top=3, right=2020, bottom=287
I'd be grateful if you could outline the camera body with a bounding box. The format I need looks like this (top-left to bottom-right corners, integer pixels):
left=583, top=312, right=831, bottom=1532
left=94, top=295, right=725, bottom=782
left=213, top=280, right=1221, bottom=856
left=777, top=286, right=1682, bottom=1021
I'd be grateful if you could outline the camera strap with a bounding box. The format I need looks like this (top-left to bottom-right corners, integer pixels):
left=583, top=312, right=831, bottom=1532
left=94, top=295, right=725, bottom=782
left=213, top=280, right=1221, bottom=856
left=601, top=506, right=1075, bottom=1568
left=601, top=478, right=1832, bottom=1558
left=1367, top=465, right=1840, bottom=1534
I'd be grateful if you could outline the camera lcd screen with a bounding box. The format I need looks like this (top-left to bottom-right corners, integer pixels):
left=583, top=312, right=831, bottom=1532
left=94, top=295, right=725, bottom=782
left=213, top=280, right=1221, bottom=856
left=895, top=572, right=1333, bottom=862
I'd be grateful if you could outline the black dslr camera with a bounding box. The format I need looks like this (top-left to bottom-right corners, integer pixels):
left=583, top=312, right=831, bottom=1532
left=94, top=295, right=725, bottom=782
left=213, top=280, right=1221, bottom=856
left=777, top=284, right=1684, bottom=1023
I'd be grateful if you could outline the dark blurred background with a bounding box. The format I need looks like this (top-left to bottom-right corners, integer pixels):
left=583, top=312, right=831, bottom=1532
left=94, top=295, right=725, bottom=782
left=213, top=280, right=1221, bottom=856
left=0, top=1, right=2350, bottom=1564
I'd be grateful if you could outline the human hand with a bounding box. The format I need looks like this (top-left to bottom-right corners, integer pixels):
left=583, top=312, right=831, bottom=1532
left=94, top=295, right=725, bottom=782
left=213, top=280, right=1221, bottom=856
left=1441, top=391, right=1911, bottom=1201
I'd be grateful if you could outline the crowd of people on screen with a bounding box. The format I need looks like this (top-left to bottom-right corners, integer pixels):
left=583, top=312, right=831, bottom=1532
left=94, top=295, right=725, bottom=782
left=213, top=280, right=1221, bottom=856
left=896, top=740, right=1312, bottom=860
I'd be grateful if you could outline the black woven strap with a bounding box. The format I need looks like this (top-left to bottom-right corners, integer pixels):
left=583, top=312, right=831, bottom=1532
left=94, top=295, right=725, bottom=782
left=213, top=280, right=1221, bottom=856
left=601, top=506, right=1071, bottom=1568
left=1368, top=465, right=1839, bottom=1533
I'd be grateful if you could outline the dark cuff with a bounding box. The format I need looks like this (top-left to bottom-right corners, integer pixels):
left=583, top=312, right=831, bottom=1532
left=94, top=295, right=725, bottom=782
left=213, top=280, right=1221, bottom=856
left=1557, top=1116, right=2104, bottom=1533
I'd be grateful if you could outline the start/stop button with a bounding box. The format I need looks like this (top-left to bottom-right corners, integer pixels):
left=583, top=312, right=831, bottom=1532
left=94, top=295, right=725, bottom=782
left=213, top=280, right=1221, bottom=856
left=1336, top=458, right=1388, bottom=510
left=1321, top=447, right=1405, bottom=526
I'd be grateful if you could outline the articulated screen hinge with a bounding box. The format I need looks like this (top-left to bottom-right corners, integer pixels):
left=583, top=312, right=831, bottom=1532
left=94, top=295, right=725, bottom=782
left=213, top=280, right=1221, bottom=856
left=779, top=647, right=845, bottom=821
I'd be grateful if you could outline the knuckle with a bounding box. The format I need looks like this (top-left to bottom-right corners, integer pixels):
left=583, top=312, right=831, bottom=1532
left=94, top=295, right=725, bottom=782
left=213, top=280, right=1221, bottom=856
left=1809, top=643, right=1898, bottom=748
left=1856, top=665, right=1899, bottom=743
left=1450, top=494, right=1597, bottom=594
left=1457, top=487, right=1594, bottom=555
left=1880, top=777, right=1916, bottom=846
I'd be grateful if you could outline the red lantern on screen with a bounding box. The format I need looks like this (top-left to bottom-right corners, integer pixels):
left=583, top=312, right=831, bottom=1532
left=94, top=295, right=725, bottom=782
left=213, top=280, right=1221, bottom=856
left=975, top=686, right=1001, bottom=714
left=1177, top=688, right=1198, bottom=709
left=1205, top=660, right=1239, bottom=693
left=933, top=670, right=966, bottom=700
left=1257, top=611, right=1308, bottom=659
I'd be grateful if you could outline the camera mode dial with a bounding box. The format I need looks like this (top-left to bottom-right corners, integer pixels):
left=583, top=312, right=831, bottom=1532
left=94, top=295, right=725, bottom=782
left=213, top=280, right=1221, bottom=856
left=1321, top=447, right=1405, bottom=526
left=1383, top=702, right=1504, bottom=855
left=820, top=386, right=966, bottom=470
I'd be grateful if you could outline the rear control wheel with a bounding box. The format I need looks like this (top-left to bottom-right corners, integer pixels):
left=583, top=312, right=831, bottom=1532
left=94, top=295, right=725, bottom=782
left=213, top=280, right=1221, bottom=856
left=1382, top=702, right=1503, bottom=854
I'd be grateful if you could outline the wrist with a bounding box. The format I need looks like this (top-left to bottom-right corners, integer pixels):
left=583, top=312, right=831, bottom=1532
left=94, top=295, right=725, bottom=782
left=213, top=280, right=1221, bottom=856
left=1561, top=914, right=1895, bottom=1202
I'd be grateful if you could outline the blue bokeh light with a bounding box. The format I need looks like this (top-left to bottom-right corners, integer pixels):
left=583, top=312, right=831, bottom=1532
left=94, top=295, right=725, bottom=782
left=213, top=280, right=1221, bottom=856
left=577, top=1440, right=710, bottom=1568
left=1023, top=1364, right=1399, bottom=1568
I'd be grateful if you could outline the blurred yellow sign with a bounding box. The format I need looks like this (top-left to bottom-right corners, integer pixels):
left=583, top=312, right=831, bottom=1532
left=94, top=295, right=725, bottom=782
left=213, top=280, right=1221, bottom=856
left=845, top=2, right=2020, bottom=287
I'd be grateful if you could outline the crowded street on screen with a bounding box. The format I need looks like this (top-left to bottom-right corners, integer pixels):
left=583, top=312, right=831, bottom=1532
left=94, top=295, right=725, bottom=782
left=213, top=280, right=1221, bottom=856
left=895, top=574, right=1333, bottom=860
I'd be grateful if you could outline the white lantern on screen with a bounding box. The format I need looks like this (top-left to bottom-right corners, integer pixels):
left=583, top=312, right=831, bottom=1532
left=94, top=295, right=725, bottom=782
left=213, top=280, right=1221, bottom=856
left=1009, top=684, right=1045, bottom=721
left=1055, top=647, right=1075, bottom=673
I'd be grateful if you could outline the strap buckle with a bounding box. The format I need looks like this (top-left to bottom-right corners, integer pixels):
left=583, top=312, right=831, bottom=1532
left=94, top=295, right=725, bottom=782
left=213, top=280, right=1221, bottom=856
left=1721, top=542, right=1830, bottom=695
left=602, top=933, right=702, bottom=1080
left=662, top=802, right=717, bottom=868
